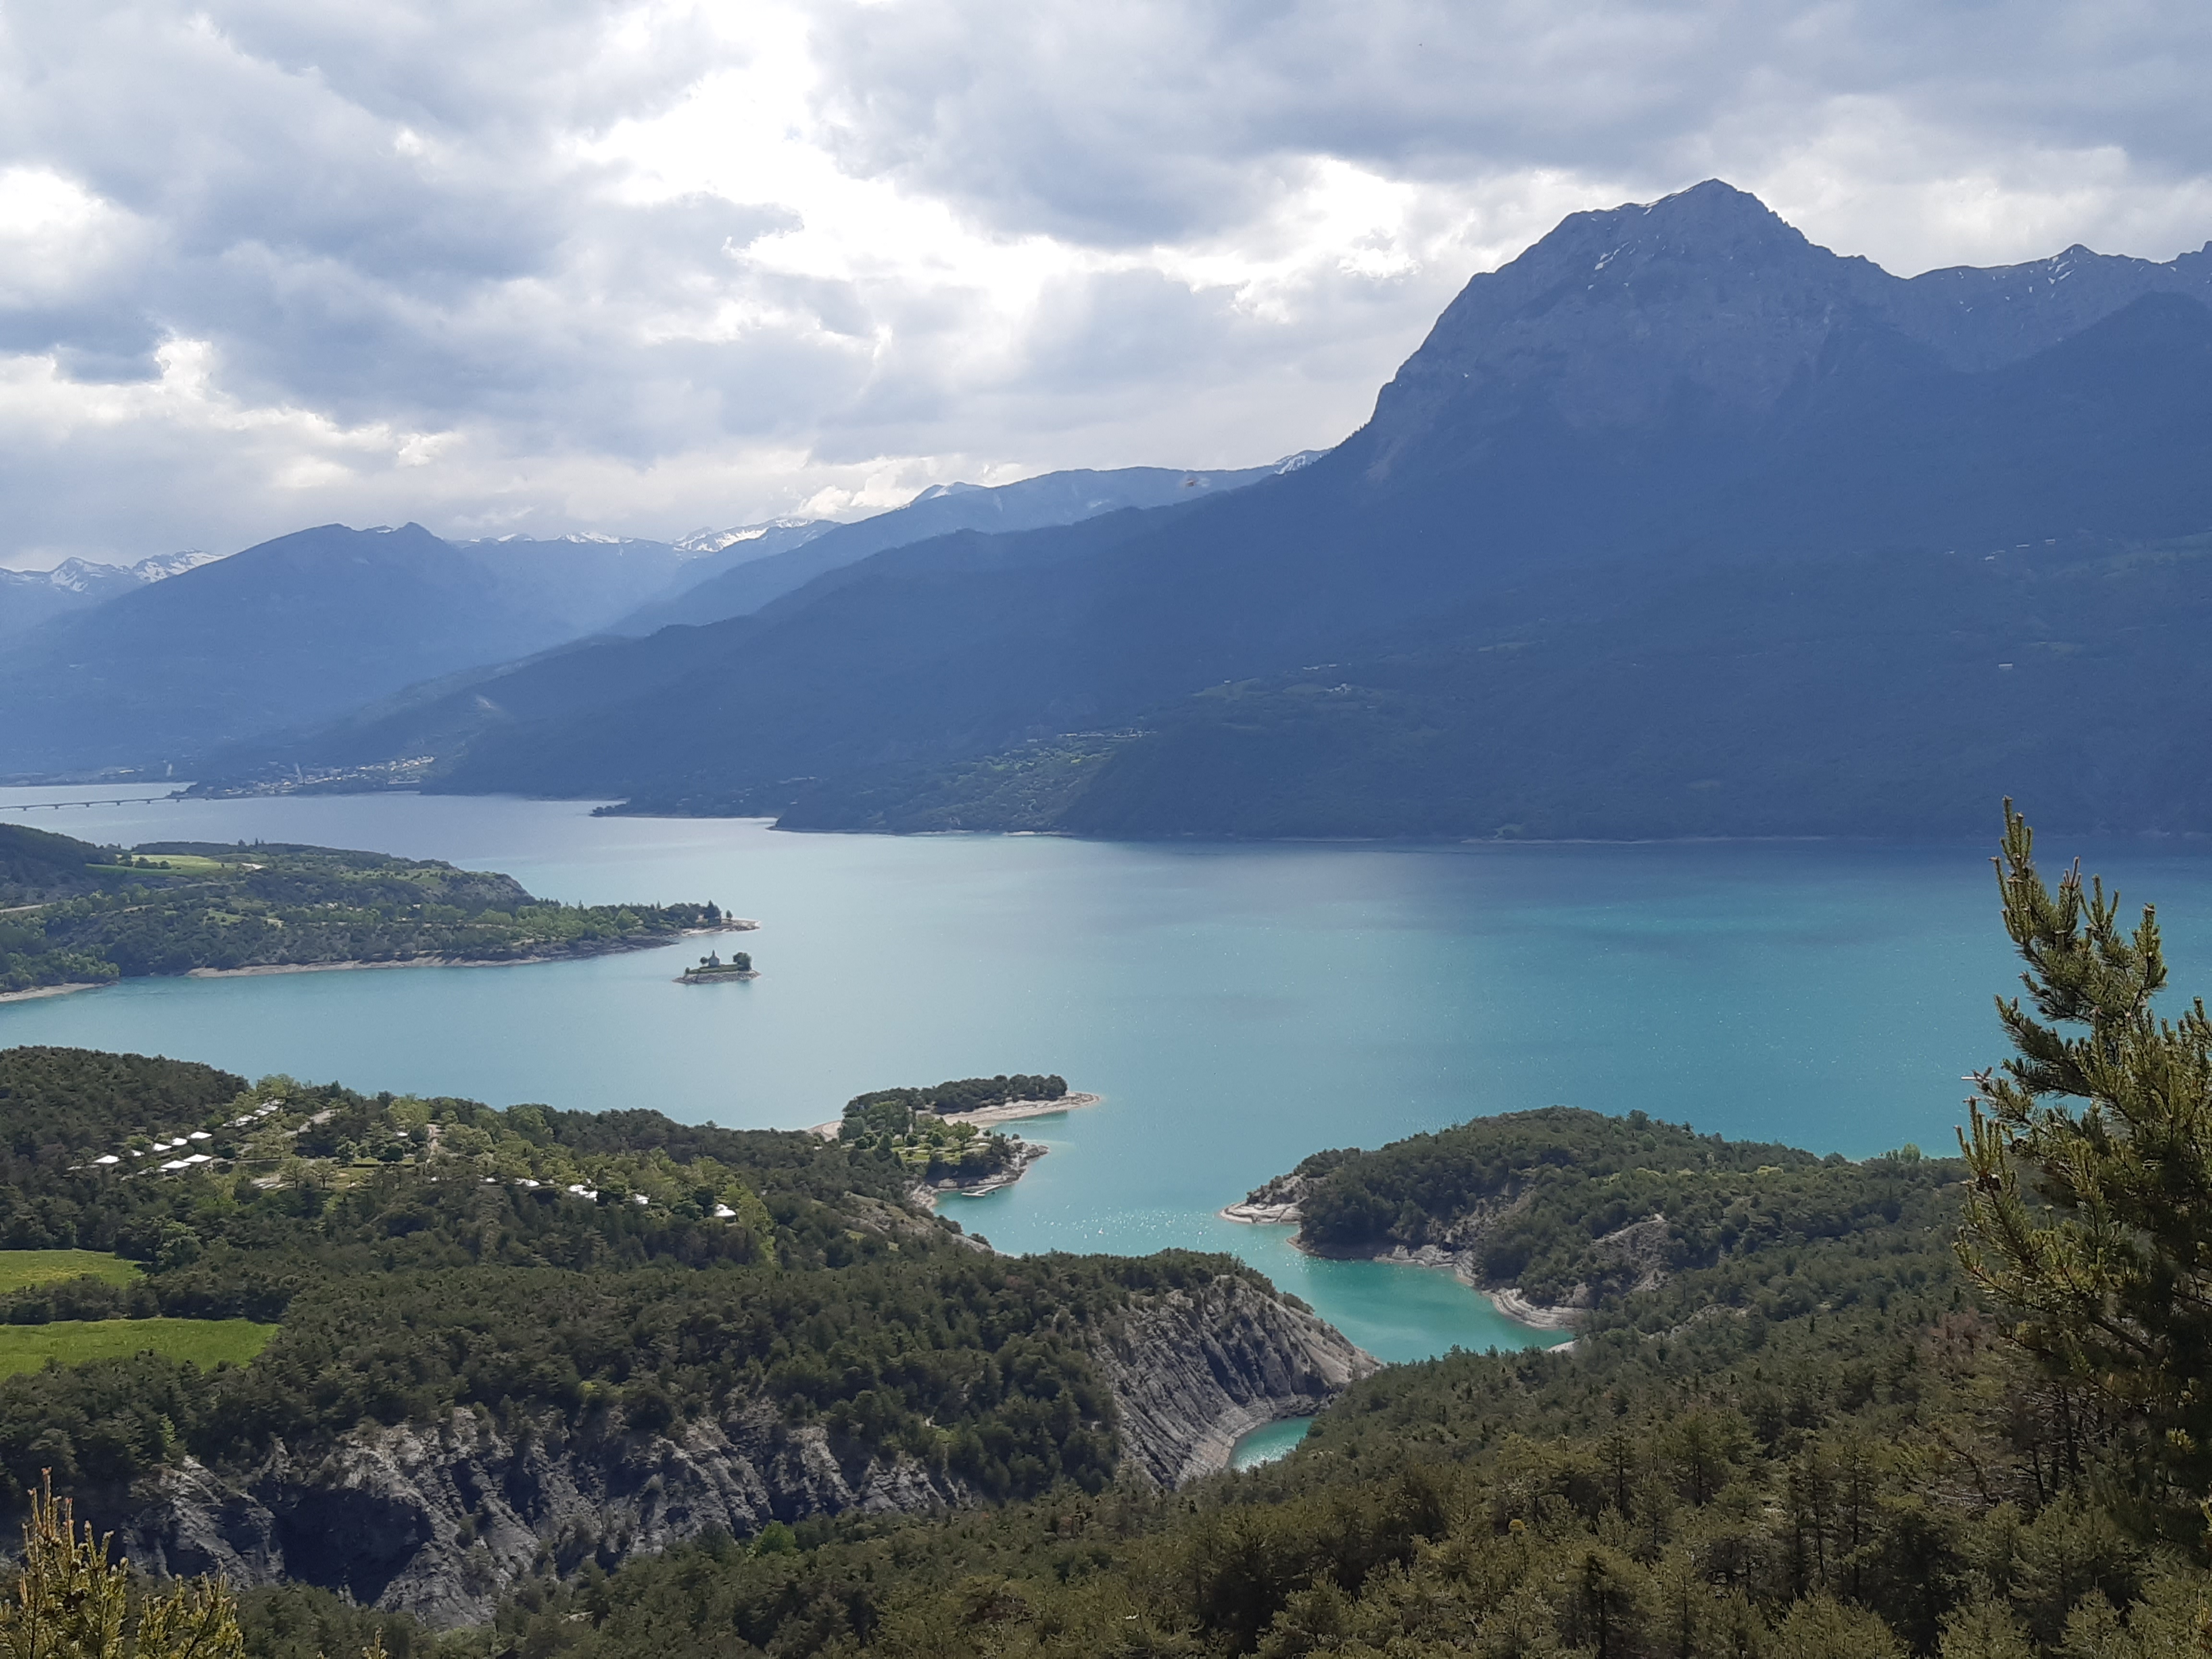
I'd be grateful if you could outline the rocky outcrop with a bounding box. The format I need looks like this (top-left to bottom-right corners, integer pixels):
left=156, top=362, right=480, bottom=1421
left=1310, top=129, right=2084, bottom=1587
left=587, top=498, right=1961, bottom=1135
left=93, top=1271, right=1370, bottom=1625
left=111, top=1403, right=968, bottom=1628
left=907, top=1138, right=1047, bottom=1207
left=1092, top=1275, right=1377, bottom=1488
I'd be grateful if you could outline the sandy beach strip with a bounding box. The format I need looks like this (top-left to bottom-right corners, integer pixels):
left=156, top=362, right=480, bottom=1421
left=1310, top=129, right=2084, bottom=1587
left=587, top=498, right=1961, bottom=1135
left=0, top=981, right=108, bottom=1004
left=805, top=1092, right=1102, bottom=1140
left=939, top=1092, right=1101, bottom=1129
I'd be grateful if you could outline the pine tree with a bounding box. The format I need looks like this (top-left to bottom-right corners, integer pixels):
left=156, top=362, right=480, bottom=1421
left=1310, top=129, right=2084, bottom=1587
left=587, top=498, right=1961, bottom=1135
left=0, top=1475, right=242, bottom=1659
left=1958, top=803, right=2212, bottom=1534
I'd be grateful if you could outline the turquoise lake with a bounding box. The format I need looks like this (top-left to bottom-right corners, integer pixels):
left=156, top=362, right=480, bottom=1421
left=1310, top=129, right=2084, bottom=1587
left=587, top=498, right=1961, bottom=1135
left=11, top=787, right=2212, bottom=1362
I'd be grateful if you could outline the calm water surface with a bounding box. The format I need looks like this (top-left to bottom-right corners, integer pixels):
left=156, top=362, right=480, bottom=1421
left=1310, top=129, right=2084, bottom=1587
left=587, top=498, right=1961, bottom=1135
left=10, top=788, right=2211, bottom=1361
left=1230, top=1419, right=1313, bottom=1470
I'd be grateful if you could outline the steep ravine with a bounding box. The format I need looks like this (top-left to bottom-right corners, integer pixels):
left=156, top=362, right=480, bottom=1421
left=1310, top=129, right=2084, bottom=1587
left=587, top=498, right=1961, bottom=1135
left=103, top=1275, right=1372, bottom=1626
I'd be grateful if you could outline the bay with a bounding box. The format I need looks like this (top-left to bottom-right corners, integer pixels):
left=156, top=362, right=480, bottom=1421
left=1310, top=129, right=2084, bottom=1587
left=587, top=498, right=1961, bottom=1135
left=9, top=788, right=2210, bottom=1361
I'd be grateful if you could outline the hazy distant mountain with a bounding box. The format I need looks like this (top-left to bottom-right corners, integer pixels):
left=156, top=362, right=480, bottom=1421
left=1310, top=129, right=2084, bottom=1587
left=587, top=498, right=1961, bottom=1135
left=0, top=550, right=220, bottom=642
left=242, top=180, right=2212, bottom=840
left=0, top=522, right=870, bottom=776
left=446, top=534, right=693, bottom=636
left=608, top=459, right=1317, bottom=634
left=0, top=524, right=653, bottom=776
left=0, top=468, right=1302, bottom=778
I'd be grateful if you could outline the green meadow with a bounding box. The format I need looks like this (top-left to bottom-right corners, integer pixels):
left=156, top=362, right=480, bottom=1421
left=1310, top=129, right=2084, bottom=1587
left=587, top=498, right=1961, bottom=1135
left=0, top=1250, right=142, bottom=1293
left=0, top=1319, right=275, bottom=1379
left=85, top=854, right=230, bottom=876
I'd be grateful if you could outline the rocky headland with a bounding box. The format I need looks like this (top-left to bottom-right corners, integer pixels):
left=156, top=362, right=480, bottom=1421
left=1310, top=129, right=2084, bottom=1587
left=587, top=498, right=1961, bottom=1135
left=906, top=1135, right=1049, bottom=1205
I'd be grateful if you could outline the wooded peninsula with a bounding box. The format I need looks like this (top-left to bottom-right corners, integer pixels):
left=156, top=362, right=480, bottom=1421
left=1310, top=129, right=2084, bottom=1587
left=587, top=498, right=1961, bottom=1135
left=0, top=822, right=743, bottom=995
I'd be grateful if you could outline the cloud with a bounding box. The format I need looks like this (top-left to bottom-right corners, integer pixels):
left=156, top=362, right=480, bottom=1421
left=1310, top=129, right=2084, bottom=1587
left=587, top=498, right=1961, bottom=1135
left=0, top=0, right=2207, bottom=566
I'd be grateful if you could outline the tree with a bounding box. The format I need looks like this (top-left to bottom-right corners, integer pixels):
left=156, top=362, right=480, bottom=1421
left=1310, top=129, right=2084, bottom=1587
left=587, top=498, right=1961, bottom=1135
left=0, top=1475, right=242, bottom=1659
left=1957, top=802, right=2212, bottom=1533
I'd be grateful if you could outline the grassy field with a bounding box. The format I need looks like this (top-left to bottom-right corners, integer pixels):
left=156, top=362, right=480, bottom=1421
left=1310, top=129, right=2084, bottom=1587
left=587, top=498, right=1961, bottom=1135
left=0, top=1319, right=275, bottom=1379
left=0, top=1250, right=142, bottom=1292
left=86, top=853, right=230, bottom=876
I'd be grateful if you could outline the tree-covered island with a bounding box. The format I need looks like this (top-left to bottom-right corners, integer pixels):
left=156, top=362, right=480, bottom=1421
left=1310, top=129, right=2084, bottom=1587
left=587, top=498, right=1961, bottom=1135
left=0, top=822, right=749, bottom=994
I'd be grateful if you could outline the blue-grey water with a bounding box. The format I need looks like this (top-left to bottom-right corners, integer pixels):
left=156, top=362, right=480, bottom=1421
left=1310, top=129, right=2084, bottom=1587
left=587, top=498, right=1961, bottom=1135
left=1231, top=1418, right=1313, bottom=1469
left=9, top=787, right=2211, bottom=1361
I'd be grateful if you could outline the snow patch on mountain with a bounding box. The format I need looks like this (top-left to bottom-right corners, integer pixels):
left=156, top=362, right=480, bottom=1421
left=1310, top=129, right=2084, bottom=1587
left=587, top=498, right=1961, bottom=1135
left=674, top=518, right=825, bottom=556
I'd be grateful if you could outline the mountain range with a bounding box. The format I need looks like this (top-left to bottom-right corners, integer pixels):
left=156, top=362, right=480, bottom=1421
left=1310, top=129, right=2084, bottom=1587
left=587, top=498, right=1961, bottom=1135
left=607, top=459, right=1314, bottom=636
left=181, top=180, right=2212, bottom=838
left=11, top=181, right=2212, bottom=836
left=0, top=551, right=220, bottom=643
left=0, top=465, right=1297, bottom=779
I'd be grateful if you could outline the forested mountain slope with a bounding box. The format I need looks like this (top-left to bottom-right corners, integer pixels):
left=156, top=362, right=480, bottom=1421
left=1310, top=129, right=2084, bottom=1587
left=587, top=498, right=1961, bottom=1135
left=231, top=182, right=2212, bottom=837
left=0, top=1047, right=1365, bottom=1623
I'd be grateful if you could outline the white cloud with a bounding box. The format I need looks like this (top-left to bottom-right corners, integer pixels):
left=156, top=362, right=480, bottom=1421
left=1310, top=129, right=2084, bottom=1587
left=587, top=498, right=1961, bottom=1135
left=0, top=0, right=2208, bottom=567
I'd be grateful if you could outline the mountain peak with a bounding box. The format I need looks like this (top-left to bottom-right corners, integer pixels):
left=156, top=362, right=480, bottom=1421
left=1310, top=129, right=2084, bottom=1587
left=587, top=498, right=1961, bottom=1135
left=1357, top=182, right=1885, bottom=471
left=1523, top=179, right=1822, bottom=279
left=1356, top=181, right=2212, bottom=477
left=1602, top=178, right=1803, bottom=246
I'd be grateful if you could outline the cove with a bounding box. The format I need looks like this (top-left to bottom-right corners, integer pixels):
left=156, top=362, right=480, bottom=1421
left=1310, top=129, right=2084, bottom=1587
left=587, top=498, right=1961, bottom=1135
left=1231, top=1418, right=1313, bottom=1471
left=12, top=788, right=2212, bottom=1361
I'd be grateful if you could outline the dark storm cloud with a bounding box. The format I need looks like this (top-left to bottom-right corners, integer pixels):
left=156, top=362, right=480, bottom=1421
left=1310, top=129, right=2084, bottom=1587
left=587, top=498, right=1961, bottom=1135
left=0, top=0, right=2206, bottom=565
left=807, top=0, right=2212, bottom=247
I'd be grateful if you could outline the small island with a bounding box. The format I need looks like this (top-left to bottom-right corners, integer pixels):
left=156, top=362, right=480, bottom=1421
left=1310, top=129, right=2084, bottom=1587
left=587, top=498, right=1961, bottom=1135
left=676, top=948, right=757, bottom=983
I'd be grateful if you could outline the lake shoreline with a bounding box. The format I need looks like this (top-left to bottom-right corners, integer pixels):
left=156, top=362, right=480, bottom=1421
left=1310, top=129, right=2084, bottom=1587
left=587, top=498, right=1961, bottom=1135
left=0, top=921, right=757, bottom=1000
left=942, top=1091, right=1102, bottom=1129
left=1218, top=1201, right=1577, bottom=1337
left=0, top=981, right=108, bottom=1004
left=182, top=919, right=758, bottom=978
left=908, top=1139, right=1051, bottom=1208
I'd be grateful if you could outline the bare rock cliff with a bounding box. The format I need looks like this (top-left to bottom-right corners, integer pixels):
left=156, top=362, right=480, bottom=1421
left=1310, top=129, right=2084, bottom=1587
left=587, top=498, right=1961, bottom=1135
left=97, top=1274, right=1371, bottom=1625
left=115, top=1403, right=966, bottom=1628
left=1094, top=1274, right=1377, bottom=1488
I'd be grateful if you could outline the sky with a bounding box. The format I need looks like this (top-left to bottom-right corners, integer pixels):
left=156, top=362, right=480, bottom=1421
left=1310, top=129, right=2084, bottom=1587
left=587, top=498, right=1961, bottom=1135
left=2, top=0, right=2209, bottom=568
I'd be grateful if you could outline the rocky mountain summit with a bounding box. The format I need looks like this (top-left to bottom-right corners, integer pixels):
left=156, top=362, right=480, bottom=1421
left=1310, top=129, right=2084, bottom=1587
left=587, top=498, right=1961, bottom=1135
left=1368, top=179, right=2212, bottom=469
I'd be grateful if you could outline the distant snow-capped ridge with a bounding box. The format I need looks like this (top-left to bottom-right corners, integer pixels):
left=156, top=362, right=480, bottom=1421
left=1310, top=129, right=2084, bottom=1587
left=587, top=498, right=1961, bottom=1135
left=910, top=449, right=1330, bottom=506
left=477, top=531, right=657, bottom=546
left=674, top=518, right=823, bottom=555
left=24, top=550, right=220, bottom=592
